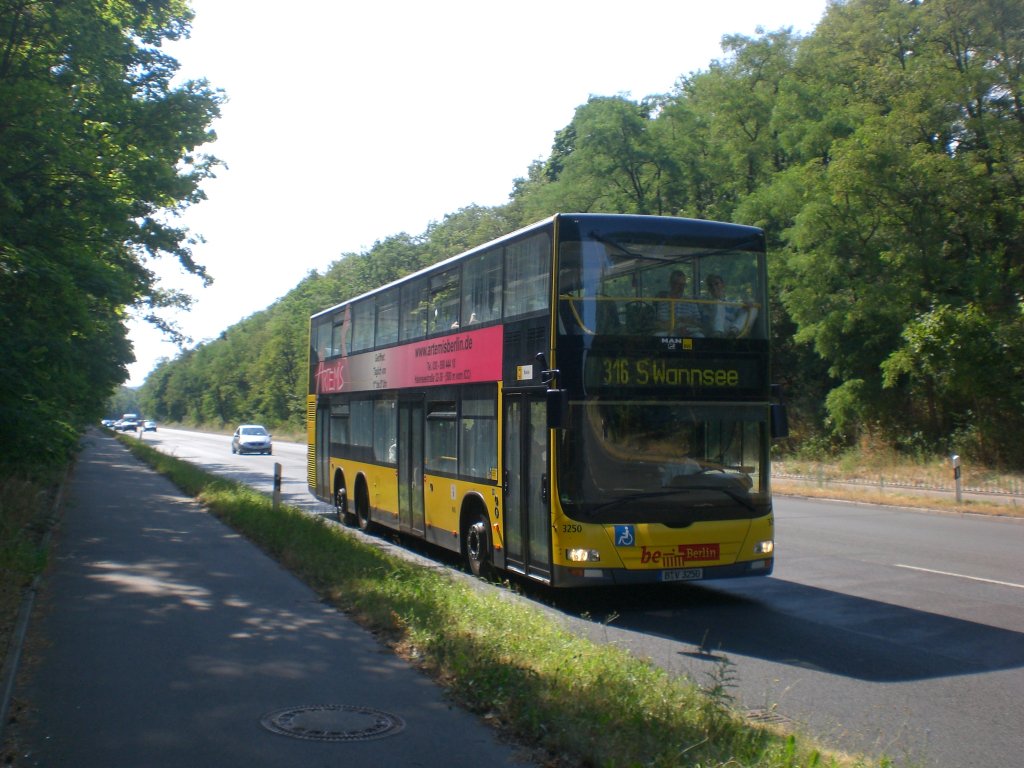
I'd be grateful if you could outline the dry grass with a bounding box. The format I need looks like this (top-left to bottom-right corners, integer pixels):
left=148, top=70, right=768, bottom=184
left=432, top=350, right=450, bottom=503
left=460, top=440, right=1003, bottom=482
left=772, top=478, right=1024, bottom=518
left=773, top=452, right=1024, bottom=519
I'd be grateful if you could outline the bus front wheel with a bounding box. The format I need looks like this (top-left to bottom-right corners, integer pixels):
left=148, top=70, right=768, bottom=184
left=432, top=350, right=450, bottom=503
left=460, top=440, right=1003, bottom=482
left=465, top=514, right=491, bottom=578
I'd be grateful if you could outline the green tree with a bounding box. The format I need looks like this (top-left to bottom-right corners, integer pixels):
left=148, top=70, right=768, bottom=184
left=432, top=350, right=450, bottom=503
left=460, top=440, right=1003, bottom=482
left=667, top=28, right=801, bottom=221
left=422, top=206, right=515, bottom=265
left=881, top=303, right=1023, bottom=460
left=516, top=95, right=670, bottom=218
left=774, top=0, right=1024, bottom=461
left=0, top=0, right=221, bottom=469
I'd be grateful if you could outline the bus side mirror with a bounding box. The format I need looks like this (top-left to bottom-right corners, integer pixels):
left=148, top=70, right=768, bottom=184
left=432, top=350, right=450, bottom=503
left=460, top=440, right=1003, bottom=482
left=770, top=384, right=789, bottom=439
left=770, top=382, right=786, bottom=438
left=771, top=403, right=789, bottom=439
left=547, top=389, right=569, bottom=429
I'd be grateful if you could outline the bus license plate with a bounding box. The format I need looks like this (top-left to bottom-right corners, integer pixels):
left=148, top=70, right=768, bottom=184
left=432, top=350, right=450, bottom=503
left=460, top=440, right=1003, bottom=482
left=662, top=568, right=703, bottom=582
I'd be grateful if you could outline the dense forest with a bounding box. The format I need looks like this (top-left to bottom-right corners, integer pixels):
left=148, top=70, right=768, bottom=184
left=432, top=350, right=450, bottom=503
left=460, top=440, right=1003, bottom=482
left=0, top=0, right=221, bottom=473
left=2, top=0, right=1022, bottom=474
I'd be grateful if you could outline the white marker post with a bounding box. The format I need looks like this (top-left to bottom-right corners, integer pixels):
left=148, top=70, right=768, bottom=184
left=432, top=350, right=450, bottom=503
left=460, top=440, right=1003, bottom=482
left=273, top=462, right=282, bottom=509
left=951, top=454, right=962, bottom=504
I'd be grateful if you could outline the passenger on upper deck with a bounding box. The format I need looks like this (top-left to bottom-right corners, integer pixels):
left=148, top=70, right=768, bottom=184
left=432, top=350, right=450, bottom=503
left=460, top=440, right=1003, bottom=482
left=657, top=270, right=703, bottom=337
left=703, top=274, right=756, bottom=337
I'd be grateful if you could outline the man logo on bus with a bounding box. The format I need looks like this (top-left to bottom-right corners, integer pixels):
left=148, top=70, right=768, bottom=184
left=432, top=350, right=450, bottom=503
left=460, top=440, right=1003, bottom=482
left=614, top=525, right=635, bottom=547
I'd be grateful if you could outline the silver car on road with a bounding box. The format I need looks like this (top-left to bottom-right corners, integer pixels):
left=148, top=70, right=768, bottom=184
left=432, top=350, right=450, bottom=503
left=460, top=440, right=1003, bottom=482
left=231, top=424, right=272, bottom=455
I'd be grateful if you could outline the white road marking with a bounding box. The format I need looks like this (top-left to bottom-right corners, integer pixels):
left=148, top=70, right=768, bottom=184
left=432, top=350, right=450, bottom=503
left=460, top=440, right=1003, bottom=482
left=894, top=564, right=1024, bottom=590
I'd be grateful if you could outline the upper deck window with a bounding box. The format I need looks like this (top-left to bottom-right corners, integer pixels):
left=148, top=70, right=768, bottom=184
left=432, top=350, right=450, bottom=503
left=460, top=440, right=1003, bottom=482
left=376, top=288, right=399, bottom=347
left=557, top=224, right=766, bottom=340
left=351, top=298, right=375, bottom=353
left=428, top=269, right=460, bottom=335
left=461, top=248, right=502, bottom=326
left=400, top=277, right=429, bottom=342
left=504, top=232, right=551, bottom=318
left=332, top=309, right=349, bottom=356
left=311, top=316, right=332, bottom=361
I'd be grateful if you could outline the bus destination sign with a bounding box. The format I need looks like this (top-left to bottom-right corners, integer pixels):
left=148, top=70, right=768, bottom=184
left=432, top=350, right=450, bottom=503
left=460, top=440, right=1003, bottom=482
left=584, top=355, right=760, bottom=392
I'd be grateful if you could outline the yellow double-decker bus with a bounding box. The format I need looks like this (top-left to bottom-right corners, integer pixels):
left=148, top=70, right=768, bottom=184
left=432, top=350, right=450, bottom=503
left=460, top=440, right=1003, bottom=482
left=307, top=213, right=786, bottom=587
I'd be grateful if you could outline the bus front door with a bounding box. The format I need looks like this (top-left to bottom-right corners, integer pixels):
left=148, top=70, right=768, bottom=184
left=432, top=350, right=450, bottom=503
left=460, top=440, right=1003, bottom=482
left=503, top=393, right=552, bottom=582
left=398, top=398, right=425, bottom=536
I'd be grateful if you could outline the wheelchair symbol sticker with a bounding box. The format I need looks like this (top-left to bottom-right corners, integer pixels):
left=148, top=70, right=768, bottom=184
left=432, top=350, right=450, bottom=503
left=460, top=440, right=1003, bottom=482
left=614, top=525, right=635, bottom=547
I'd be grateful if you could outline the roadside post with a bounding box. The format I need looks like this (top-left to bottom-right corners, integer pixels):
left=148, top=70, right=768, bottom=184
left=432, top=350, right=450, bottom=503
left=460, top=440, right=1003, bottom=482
left=951, top=454, right=962, bottom=504
left=273, top=462, right=282, bottom=509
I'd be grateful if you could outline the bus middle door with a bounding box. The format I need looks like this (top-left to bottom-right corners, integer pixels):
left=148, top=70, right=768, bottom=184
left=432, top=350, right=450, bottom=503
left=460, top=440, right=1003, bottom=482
left=398, top=397, right=425, bottom=536
left=503, top=392, right=552, bottom=582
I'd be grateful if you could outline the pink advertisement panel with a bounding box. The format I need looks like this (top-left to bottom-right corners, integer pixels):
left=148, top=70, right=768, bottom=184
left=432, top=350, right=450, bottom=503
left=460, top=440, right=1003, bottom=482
left=314, top=324, right=504, bottom=395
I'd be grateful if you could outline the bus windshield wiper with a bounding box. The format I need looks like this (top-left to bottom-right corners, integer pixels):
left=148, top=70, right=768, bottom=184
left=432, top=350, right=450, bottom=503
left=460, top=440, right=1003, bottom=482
left=587, top=489, right=694, bottom=515
left=664, top=465, right=758, bottom=514
left=587, top=481, right=757, bottom=516
left=676, top=484, right=758, bottom=515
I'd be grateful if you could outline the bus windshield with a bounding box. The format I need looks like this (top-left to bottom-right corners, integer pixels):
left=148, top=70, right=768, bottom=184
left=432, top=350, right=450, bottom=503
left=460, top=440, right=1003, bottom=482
left=554, top=217, right=772, bottom=526
left=556, top=401, right=769, bottom=524
left=557, top=222, right=767, bottom=340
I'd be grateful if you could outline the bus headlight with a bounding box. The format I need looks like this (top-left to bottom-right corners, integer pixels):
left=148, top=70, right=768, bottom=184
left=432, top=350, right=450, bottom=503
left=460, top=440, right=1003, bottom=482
left=753, top=540, right=774, bottom=555
left=566, top=548, right=601, bottom=563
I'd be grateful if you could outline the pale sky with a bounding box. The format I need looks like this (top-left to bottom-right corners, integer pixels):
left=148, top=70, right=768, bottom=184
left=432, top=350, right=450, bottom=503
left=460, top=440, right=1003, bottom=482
left=126, top=0, right=829, bottom=386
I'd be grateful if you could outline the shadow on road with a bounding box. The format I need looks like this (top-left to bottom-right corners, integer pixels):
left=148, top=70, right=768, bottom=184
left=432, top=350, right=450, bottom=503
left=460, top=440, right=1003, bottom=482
left=527, top=578, right=1024, bottom=683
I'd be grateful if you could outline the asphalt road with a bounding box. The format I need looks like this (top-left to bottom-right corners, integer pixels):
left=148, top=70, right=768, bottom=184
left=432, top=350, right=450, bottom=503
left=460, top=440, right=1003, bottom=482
left=137, top=427, right=327, bottom=517
left=575, top=498, right=1024, bottom=767
left=143, top=428, right=1024, bottom=767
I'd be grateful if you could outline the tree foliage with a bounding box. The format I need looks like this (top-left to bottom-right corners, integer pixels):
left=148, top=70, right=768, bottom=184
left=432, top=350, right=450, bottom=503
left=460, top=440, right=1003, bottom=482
left=776, top=0, right=1024, bottom=462
left=1, top=0, right=222, bottom=471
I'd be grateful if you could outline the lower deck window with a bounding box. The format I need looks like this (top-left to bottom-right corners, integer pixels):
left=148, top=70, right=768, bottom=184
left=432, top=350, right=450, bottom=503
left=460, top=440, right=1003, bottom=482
left=426, top=401, right=456, bottom=473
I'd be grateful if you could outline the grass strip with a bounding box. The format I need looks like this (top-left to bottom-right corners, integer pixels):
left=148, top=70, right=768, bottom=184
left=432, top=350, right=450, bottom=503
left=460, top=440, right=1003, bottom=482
left=0, top=479, right=52, bottom=591
left=122, top=437, right=888, bottom=768
left=1, top=473, right=62, bottom=622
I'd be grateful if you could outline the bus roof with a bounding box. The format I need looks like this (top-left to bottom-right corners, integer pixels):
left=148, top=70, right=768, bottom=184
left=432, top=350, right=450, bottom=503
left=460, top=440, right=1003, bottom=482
left=309, top=213, right=763, bottom=321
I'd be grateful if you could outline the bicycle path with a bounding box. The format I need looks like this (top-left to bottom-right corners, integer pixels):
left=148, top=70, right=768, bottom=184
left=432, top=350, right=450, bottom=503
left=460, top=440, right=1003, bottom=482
left=7, top=430, right=535, bottom=767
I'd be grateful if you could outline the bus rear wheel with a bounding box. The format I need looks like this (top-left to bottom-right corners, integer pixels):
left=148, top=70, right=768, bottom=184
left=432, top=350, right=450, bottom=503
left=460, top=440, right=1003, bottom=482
left=335, top=486, right=355, bottom=526
left=355, top=485, right=372, bottom=532
left=464, top=514, right=491, bottom=578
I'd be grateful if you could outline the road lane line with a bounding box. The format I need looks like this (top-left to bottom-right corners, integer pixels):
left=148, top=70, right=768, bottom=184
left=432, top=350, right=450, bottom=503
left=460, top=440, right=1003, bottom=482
left=894, top=564, right=1024, bottom=590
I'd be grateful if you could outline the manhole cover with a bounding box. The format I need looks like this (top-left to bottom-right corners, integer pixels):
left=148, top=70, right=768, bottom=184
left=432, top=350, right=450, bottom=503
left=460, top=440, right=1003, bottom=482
left=746, top=707, right=792, bottom=726
left=260, top=704, right=406, bottom=742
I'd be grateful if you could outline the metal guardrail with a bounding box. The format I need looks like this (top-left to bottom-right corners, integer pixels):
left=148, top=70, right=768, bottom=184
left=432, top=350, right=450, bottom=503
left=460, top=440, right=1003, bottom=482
left=773, top=470, right=1024, bottom=504
left=776, top=472, right=1021, bottom=496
